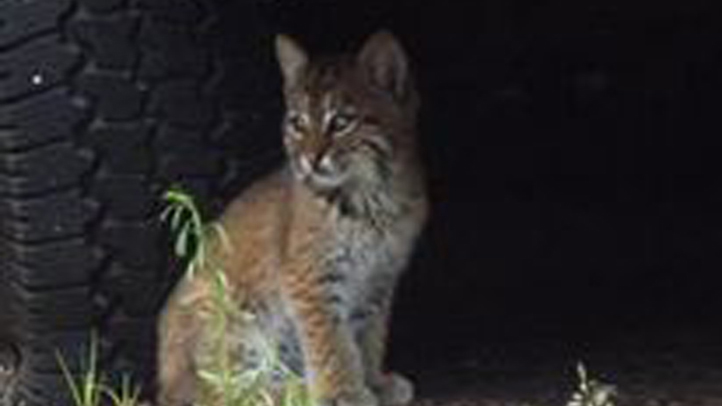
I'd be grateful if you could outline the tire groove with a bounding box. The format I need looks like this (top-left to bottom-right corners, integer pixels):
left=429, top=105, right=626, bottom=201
left=0, top=29, right=58, bottom=54
left=0, top=0, right=72, bottom=50
left=0, top=81, right=68, bottom=108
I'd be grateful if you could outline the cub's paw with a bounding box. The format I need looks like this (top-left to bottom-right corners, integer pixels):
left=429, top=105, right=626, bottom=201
left=318, top=387, right=378, bottom=406
left=373, top=372, right=414, bottom=406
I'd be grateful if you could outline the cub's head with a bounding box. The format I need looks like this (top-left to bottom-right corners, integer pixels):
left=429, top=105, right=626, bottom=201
left=275, top=31, right=418, bottom=192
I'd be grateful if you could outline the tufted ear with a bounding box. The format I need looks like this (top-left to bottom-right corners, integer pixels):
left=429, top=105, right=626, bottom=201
left=275, top=34, right=308, bottom=89
left=357, top=30, right=410, bottom=100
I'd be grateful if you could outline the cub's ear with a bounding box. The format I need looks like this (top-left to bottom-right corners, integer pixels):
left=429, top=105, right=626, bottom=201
left=357, top=30, right=410, bottom=100
left=275, top=34, right=308, bottom=88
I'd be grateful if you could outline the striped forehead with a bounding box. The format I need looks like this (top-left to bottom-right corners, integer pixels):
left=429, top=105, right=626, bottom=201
left=305, top=58, right=349, bottom=94
left=300, top=59, right=355, bottom=112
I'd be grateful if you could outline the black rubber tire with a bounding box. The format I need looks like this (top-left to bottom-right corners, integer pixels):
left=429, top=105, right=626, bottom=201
left=0, top=1, right=281, bottom=405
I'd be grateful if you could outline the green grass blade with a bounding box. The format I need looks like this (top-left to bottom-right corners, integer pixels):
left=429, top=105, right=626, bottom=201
left=175, top=222, right=191, bottom=259
left=56, top=351, right=84, bottom=406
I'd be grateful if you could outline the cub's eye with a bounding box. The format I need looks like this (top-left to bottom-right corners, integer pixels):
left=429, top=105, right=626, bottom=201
left=327, top=113, right=356, bottom=135
left=286, top=113, right=307, bottom=133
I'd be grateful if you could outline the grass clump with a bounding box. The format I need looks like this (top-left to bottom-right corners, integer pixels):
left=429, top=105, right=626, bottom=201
left=56, top=334, right=141, bottom=406
left=565, top=362, right=617, bottom=406
left=161, top=187, right=311, bottom=406
left=55, top=187, right=309, bottom=406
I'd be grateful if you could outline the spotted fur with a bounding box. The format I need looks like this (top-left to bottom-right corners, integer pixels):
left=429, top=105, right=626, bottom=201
left=157, top=31, right=427, bottom=406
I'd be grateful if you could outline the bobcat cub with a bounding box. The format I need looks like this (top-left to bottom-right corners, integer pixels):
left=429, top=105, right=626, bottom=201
left=157, top=31, right=427, bottom=406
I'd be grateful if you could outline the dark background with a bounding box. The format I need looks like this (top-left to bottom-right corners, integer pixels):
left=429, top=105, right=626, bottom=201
left=3, top=1, right=720, bottom=404
left=212, top=0, right=722, bottom=395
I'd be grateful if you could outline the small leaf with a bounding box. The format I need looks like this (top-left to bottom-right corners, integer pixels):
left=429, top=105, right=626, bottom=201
left=198, top=369, right=225, bottom=388
left=178, top=222, right=196, bottom=258
left=170, top=207, right=186, bottom=235
left=211, top=223, right=233, bottom=254
left=57, top=350, right=84, bottom=406
left=159, top=204, right=175, bottom=224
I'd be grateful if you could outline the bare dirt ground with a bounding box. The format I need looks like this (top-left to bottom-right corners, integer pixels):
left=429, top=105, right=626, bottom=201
left=391, top=194, right=722, bottom=406
left=403, top=324, right=722, bottom=406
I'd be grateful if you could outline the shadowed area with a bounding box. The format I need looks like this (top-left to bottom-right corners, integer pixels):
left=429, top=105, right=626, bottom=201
left=217, top=1, right=722, bottom=404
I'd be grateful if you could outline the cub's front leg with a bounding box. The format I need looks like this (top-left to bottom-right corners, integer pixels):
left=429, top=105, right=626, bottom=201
left=157, top=281, right=203, bottom=406
left=281, top=264, right=377, bottom=406
left=356, top=291, right=414, bottom=406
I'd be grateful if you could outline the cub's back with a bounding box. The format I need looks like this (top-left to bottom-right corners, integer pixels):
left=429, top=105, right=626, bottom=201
left=212, top=169, right=292, bottom=299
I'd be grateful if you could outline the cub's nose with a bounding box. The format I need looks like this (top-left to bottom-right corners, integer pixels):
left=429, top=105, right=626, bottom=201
left=313, top=153, right=336, bottom=175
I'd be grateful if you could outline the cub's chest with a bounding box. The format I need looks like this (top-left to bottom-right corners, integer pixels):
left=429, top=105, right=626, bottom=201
left=324, top=216, right=413, bottom=284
